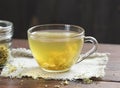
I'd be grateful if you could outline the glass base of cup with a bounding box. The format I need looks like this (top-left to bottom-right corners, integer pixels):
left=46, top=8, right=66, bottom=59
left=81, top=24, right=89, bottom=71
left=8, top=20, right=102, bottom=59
left=41, top=68, right=70, bottom=73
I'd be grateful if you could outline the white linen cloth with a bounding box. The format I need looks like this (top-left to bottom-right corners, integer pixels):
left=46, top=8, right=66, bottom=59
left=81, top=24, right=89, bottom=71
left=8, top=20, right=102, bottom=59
left=0, top=48, right=109, bottom=80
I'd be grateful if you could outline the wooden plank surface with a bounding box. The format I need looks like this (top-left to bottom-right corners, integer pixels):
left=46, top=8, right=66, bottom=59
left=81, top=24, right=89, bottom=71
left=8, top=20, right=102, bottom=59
left=98, top=44, right=120, bottom=82
left=0, top=77, right=120, bottom=88
left=0, top=39, right=119, bottom=88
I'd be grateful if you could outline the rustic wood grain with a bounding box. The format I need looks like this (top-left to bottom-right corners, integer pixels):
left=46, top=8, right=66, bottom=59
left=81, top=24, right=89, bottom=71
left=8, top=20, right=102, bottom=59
left=0, top=77, right=120, bottom=88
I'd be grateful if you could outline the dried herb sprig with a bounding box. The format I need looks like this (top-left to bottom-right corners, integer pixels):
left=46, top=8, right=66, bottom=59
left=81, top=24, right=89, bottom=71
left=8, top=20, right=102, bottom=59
left=82, top=78, right=93, bottom=84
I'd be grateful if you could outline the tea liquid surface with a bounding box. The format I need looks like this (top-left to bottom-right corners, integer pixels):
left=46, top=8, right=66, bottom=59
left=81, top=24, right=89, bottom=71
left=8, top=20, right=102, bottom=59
left=28, top=30, right=84, bottom=71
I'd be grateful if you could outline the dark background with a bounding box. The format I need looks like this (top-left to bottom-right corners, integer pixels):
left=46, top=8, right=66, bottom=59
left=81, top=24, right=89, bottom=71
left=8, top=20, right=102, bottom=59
left=0, top=0, right=120, bottom=44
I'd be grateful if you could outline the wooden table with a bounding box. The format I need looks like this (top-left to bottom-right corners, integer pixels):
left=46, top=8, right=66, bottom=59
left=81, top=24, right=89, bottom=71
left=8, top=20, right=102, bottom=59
left=0, top=39, right=120, bottom=88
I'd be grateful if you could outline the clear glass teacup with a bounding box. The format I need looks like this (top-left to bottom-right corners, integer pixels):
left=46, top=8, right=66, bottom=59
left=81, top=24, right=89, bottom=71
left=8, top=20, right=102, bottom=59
left=27, top=24, right=98, bottom=72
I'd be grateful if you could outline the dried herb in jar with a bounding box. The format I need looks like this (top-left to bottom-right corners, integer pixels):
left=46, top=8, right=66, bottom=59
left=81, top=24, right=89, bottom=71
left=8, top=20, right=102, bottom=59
left=0, top=45, right=9, bottom=66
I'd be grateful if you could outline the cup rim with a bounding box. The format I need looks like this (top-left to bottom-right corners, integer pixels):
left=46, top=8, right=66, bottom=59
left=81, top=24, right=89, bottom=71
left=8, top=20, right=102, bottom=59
left=28, top=24, right=85, bottom=38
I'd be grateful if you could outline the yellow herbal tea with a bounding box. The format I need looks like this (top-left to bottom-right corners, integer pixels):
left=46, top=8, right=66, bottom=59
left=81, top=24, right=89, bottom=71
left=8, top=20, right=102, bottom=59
left=28, top=30, right=84, bottom=71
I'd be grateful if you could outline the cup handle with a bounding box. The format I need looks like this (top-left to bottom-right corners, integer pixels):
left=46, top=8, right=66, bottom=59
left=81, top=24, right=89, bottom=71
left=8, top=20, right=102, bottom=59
left=77, top=36, right=98, bottom=63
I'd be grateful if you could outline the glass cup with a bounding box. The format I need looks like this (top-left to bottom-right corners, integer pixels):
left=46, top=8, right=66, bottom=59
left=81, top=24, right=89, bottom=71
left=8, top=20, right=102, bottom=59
left=0, top=20, right=13, bottom=66
left=27, top=24, right=98, bottom=72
